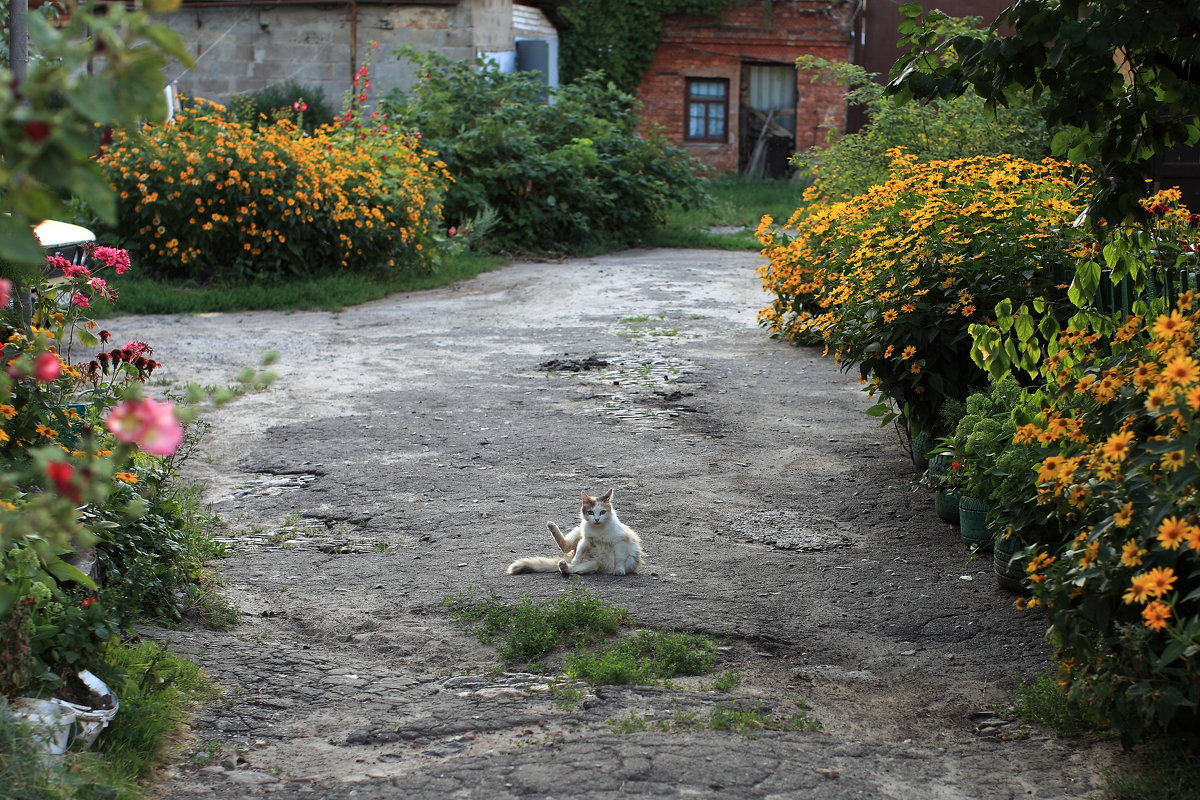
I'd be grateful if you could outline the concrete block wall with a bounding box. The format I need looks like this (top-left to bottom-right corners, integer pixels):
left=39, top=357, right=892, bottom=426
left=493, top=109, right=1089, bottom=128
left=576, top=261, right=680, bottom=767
left=162, top=0, right=514, bottom=118
left=636, top=0, right=854, bottom=174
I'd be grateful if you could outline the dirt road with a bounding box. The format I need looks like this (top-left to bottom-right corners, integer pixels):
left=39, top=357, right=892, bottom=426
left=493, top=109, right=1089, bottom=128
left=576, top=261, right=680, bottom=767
left=108, top=249, right=1110, bottom=798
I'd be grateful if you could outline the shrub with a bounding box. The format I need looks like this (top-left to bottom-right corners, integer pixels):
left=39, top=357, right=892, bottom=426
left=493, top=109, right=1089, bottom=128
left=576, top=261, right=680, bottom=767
left=381, top=48, right=707, bottom=254
left=229, top=79, right=334, bottom=133
left=1018, top=304, right=1200, bottom=743
left=794, top=34, right=1051, bottom=201
left=757, top=149, right=1085, bottom=436
left=96, top=95, right=449, bottom=283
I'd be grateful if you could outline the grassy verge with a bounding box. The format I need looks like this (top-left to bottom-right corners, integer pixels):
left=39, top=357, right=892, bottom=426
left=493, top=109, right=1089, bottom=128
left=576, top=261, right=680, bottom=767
left=642, top=175, right=810, bottom=251
left=92, top=252, right=507, bottom=317
left=1102, top=739, right=1200, bottom=800
left=0, top=638, right=215, bottom=800
left=444, top=583, right=717, bottom=684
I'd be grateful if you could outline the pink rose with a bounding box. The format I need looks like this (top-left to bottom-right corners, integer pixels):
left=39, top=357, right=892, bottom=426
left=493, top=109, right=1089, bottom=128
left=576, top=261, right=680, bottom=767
left=0, top=278, right=10, bottom=308
left=34, top=352, right=61, bottom=382
left=105, top=397, right=184, bottom=457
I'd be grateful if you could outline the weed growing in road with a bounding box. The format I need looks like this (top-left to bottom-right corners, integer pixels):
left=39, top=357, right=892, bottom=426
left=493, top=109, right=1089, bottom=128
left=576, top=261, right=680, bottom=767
left=444, top=584, right=719, bottom=684
left=607, top=700, right=819, bottom=738
left=703, top=670, right=741, bottom=692
left=1008, top=671, right=1103, bottom=736
left=564, top=629, right=716, bottom=684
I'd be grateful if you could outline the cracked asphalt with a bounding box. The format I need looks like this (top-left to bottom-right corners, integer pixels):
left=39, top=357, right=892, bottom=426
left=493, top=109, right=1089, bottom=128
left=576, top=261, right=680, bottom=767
left=106, top=248, right=1112, bottom=798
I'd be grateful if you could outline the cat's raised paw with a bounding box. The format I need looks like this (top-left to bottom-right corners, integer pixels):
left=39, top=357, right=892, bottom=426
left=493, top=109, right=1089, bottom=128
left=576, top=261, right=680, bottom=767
left=557, top=560, right=570, bottom=575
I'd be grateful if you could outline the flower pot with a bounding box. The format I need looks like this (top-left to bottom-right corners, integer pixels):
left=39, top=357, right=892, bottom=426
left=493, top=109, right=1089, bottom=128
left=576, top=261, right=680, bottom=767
left=994, top=535, right=1028, bottom=594
left=958, top=496, right=993, bottom=549
left=13, top=669, right=119, bottom=757
left=910, top=430, right=931, bottom=470
left=934, top=488, right=960, bottom=524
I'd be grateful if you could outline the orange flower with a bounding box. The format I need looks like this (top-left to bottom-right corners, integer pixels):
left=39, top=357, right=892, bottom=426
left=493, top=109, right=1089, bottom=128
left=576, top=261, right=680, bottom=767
left=1100, top=430, right=1135, bottom=461
left=1161, top=354, right=1200, bottom=386
left=1113, top=502, right=1134, bottom=527
left=1144, top=566, right=1177, bottom=598
left=1141, top=601, right=1171, bottom=632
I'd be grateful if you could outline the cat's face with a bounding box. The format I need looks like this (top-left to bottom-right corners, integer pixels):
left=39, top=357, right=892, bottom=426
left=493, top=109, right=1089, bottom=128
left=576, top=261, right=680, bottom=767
left=581, top=489, right=614, bottom=525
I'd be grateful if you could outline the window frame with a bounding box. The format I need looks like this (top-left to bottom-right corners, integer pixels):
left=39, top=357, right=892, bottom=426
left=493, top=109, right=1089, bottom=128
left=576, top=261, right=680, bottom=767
left=684, top=77, right=729, bottom=143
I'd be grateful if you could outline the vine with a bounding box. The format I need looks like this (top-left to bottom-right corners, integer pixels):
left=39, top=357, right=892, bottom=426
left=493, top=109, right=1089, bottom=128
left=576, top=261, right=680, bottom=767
left=559, top=0, right=745, bottom=92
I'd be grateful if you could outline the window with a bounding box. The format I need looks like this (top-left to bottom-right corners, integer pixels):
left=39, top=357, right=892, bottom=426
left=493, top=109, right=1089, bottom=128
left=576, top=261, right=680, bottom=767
left=686, top=78, right=727, bottom=141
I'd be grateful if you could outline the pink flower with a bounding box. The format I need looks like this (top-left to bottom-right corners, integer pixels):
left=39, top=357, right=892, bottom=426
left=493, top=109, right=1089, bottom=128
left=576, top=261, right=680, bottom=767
left=122, top=340, right=151, bottom=356
left=64, top=263, right=91, bottom=279
left=71, top=292, right=90, bottom=309
left=88, top=277, right=116, bottom=301
left=92, top=246, right=131, bottom=274
left=0, top=278, right=10, bottom=308
left=448, top=227, right=458, bottom=237
left=34, top=351, right=61, bottom=382
left=105, top=397, right=184, bottom=457
left=46, top=255, right=72, bottom=273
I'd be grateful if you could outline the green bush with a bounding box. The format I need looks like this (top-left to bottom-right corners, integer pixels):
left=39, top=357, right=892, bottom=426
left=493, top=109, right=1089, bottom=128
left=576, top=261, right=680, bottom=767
left=229, top=80, right=334, bottom=133
left=382, top=48, right=707, bottom=254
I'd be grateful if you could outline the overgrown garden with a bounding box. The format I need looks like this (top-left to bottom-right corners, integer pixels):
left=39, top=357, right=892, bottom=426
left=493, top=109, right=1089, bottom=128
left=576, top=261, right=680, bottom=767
left=758, top=2, right=1200, bottom=755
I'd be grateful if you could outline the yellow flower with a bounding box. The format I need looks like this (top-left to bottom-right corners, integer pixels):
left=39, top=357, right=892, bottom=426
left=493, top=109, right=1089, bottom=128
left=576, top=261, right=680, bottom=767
left=1114, top=502, right=1134, bottom=527
left=1121, top=538, right=1147, bottom=567
left=1152, top=310, right=1191, bottom=340
left=900, top=345, right=916, bottom=360
left=0, top=404, right=15, bottom=419
left=1160, top=449, right=1186, bottom=471
left=35, top=424, right=57, bottom=439
left=1123, top=573, right=1155, bottom=604
left=1141, top=601, right=1171, bottom=632
left=1100, top=430, right=1135, bottom=461
left=1157, top=516, right=1188, bottom=550
left=1144, top=566, right=1177, bottom=598
left=882, top=309, right=898, bottom=322
left=1161, top=354, right=1200, bottom=387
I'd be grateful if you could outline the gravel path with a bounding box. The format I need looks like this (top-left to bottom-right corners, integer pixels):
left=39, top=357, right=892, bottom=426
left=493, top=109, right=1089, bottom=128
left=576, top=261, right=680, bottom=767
left=105, top=249, right=1111, bottom=799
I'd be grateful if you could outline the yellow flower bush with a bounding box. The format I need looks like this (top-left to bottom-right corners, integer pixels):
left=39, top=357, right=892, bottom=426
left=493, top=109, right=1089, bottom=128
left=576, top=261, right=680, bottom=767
left=757, top=149, right=1086, bottom=435
left=97, top=98, right=450, bottom=282
left=1019, top=299, right=1200, bottom=742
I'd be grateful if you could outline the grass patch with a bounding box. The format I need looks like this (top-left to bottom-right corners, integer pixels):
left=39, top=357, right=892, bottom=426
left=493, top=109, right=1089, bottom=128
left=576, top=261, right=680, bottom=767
left=1102, top=739, right=1200, bottom=800
left=92, top=252, right=507, bottom=316
left=607, top=700, right=819, bottom=739
left=444, top=584, right=719, bottom=684
left=564, top=629, right=716, bottom=685
left=643, top=175, right=811, bottom=251
left=1008, top=671, right=1104, bottom=736
left=444, top=583, right=629, bottom=667
left=0, top=639, right=215, bottom=800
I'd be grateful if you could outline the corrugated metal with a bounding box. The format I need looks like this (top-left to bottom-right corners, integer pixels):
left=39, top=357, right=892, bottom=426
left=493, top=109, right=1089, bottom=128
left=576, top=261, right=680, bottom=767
left=747, top=64, right=795, bottom=135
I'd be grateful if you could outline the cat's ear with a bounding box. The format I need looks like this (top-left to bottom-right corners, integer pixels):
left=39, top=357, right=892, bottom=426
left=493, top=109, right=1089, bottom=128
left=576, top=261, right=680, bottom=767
left=598, top=489, right=613, bottom=503
left=580, top=490, right=592, bottom=505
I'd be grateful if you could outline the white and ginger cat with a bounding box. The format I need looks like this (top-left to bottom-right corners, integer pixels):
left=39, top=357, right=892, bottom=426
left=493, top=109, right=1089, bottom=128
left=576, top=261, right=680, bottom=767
left=507, top=489, right=644, bottom=576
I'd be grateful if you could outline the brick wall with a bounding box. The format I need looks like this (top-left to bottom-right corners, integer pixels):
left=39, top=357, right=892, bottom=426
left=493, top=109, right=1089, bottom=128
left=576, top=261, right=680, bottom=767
left=637, top=0, right=853, bottom=174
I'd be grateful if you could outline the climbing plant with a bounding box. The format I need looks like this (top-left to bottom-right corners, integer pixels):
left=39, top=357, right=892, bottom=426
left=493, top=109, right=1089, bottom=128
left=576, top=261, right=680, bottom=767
left=559, top=0, right=739, bottom=92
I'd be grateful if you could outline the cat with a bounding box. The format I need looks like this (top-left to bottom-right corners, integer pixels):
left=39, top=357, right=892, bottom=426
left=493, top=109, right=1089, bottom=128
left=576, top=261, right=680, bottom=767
left=506, top=489, right=644, bottom=576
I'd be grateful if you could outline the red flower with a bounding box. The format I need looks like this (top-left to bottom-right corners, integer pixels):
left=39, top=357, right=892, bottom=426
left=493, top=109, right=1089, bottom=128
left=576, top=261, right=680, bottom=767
left=951, top=460, right=961, bottom=470
left=82, top=597, right=96, bottom=607
left=46, top=461, right=82, bottom=504
left=24, top=120, right=50, bottom=143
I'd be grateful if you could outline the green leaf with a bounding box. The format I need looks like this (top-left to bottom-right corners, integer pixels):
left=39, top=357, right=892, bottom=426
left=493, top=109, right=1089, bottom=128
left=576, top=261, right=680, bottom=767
left=76, top=328, right=100, bottom=348
left=0, top=216, right=49, bottom=270
left=44, top=555, right=98, bottom=590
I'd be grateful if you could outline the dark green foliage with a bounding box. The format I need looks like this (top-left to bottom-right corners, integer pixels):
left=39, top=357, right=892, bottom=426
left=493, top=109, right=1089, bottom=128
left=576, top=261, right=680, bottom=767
left=1102, top=739, right=1200, bottom=800
left=229, top=80, right=335, bottom=133
left=382, top=48, right=707, bottom=254
left=889, top=0, right=1200, bottom=223
left=559, top=0, right=733, bottom=92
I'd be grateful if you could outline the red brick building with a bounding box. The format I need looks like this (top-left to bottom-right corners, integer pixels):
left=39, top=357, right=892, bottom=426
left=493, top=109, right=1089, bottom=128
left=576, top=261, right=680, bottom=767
left=636, top=1, right=857, bottom=176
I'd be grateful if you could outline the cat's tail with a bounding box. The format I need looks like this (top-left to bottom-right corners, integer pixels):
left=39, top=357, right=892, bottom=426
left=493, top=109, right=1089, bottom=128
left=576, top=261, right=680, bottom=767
left=506, top=556, right=562, bottom=574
